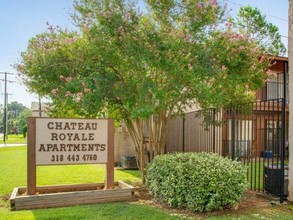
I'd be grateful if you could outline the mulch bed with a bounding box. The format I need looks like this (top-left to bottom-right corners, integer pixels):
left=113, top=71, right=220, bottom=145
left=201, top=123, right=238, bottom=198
left=132, top=188, right=283, bottom=219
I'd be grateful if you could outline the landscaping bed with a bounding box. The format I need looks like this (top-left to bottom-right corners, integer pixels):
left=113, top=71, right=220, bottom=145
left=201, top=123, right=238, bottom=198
left=10, top=181, right=134, bottom=211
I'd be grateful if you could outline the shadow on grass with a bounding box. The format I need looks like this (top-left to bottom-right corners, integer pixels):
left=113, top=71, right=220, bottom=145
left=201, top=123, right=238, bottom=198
left=117, top=169, right=141, bottom=178
left=28, top=203, right=183, bottom=220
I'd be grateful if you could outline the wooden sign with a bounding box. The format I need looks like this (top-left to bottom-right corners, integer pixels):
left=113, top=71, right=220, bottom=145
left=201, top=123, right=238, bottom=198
left=35, top=118, right=108, bottom=165
left=27, top=117, right=114, bottom=195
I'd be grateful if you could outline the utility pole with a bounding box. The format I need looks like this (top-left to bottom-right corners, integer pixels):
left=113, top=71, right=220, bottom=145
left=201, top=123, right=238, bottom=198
left=4, top=72, right=7, bottom=142
left=0, top=72, right=15, bottom=142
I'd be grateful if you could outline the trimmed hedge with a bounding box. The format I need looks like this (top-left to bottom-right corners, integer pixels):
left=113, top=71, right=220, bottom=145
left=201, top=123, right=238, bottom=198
left=146, top=152, right=247, bottom=212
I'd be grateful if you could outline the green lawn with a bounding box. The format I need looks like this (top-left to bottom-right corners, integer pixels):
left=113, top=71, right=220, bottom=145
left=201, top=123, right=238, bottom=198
left=1, top=147, right=293, bottom=220
left=0, top=134, right=27, bottom=144
left=247, top=159, right=290, bottom=191
left=0, top=146, right=185, bottom=220
left=0, top=147, right=141, bottom=195
left=247, top=160, right=264, bottom=191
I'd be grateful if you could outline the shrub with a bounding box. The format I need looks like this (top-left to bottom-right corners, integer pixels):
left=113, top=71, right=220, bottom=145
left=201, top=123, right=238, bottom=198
left=146, top=152, right=247, bottom=212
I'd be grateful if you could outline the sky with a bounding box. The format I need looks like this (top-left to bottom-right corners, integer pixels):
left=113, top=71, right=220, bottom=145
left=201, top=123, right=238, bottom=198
left=0, top=0, right=289, bottom=108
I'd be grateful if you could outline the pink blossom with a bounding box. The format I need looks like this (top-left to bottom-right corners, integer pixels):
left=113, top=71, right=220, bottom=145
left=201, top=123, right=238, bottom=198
left=75, top=97, right=81, bottom=103
left=211, top=0, right=217, bottom=6
left=51, top=88, right=59, bottom=95
left=125, top=12, right=131, bottom=20
left=74, top=92, right=83, bottom=103
left=196, top=3, right=202, bottom=9
left=221, top=65, right=227, bottom=71
left=65, top=91, right=72, bottom=97
left=65, top=77, right=72, bottom=82
left=232, top=33, right=243, bottom=40
left=260, top=55, right=265, bottom=62
left=184, top=35, right=190, bottom=42
left=225, top=22, right=232, bottom=27
left=251, top=48, right=257, bottom=53
left=267, top=70, right=277, bottom=76
left=77, top=92, right=83, bottom=97
left=84, top=88, right=90, bottom=93
left=68, top=37, right=75, bottom=44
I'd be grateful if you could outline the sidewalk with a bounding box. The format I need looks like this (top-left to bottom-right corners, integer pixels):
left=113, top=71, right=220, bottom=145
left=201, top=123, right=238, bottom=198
left=0, top=143, right=27, bottom=148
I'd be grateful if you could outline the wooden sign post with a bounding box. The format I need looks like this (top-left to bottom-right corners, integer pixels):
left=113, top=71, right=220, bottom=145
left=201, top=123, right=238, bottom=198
left=106, top=120, right=114, bottom=189
left=27, top=117, right=36, bottom=195
left=27, top=117, right=114, bottom=195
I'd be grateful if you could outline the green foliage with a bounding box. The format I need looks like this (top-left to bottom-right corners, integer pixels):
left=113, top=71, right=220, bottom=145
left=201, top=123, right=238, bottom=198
left=146, top=152, right=248, bottom=212
left=15, top=0, right=284, bottom=180
left=15, top=0, right=276, bottom=119
left=235, top=5, right=286, bottom=55
left=7, top=101, right=27, bottom=114
left=0, top=102, right=30, bottom=134
left=17, top=109, right=31, bottom=132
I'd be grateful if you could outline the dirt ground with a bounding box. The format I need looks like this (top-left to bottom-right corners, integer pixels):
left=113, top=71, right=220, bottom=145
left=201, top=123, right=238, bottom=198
left=132, top=186, right=293, bottom=219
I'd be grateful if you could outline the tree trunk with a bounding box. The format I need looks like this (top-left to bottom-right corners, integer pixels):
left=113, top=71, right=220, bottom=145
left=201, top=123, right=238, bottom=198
left=288, top=0, right=293, bottom=202
left=125, top=112, right=171, bottom=183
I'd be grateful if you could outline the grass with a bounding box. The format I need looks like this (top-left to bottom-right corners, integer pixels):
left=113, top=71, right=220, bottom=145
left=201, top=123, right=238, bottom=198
left=0, top=147, right=141, bottom=196
left=0, top=134, right=27, bottom=144
left=247, top=158, right=289, bottom=191
left=1, top=147, right=293, bottom=219
left=247, top=161, right=264, bottom=191
left=0, top=146, right=185, bottom=220
left=1, top=202, right=186, bottom=220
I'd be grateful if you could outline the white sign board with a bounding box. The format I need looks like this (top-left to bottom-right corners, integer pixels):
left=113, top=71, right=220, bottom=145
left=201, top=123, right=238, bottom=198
left=35, top=118, right=108, bottom=165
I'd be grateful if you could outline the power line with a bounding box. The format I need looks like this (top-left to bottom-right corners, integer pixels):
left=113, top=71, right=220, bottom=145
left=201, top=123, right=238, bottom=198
left=0, top=71, right=14, bottom=75
left=222, top=18, right=289, bottom=39
left=222, top=1, right=289, bottom=39
left=0, top=79, right=16, bottom=83
left=226, top=0, right=288, bottom=23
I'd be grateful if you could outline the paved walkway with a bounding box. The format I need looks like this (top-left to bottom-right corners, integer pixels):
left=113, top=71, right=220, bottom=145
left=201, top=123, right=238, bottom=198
left=0, top=143, right=27, bottom=148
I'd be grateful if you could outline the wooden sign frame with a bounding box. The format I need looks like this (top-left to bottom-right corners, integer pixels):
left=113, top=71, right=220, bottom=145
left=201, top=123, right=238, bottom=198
left=27, top=117, right=114, bottom=195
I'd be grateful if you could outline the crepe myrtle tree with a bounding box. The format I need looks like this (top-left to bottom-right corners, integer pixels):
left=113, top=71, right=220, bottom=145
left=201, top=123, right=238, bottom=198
left=16, top=0, right=277, bottom=181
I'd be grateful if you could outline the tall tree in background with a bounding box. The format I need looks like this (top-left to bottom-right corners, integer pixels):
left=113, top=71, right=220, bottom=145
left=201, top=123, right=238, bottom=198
left=16, top=0, right=283, bottom=180
left=288, top=0, right=293, bottom=202
left=235, top=6, right=286, bottom=55
left=7, top=102, right=29, bottom=134
left=0, top=102, right=29, bottom=134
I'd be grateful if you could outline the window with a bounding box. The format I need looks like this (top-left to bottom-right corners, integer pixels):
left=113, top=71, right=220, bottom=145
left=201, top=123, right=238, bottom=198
left=267, top=73, right=289, bottom=101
